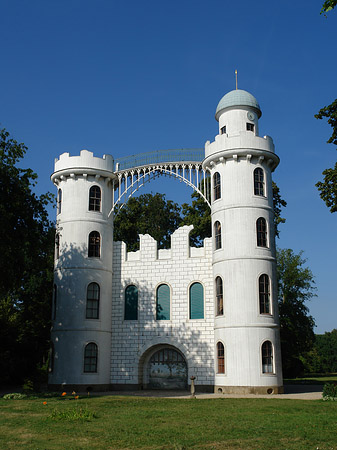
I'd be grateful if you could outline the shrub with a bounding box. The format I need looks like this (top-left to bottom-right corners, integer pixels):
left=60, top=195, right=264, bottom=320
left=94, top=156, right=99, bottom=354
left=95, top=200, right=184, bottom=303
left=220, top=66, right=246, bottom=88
left=322, top=382, right=337, bottom=401
left=3, top=393, right=27, bottom=400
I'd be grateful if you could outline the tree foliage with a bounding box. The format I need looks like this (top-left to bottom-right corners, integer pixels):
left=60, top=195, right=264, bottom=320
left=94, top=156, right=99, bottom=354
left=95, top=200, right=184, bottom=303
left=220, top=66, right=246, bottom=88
left=302, top=329, right=337, bottom=373
left=277, top=248, right=316, bottom=377
left=113, top=193, right=182, bottom=251
left=320, top=0, right=337, bottom=14
left=0, top=129, right=55, bottom=385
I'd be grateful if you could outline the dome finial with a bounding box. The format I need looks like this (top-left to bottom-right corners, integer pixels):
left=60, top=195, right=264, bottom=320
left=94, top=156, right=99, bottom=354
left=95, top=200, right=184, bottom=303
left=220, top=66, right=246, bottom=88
left=235, top=70, right=238, bottom=90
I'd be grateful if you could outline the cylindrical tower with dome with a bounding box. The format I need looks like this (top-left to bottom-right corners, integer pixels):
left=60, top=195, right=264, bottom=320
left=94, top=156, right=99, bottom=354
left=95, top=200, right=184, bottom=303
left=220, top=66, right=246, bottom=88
left=49, top=150, right=115, bottom=390
left=203, top=89, right=283, bottom=394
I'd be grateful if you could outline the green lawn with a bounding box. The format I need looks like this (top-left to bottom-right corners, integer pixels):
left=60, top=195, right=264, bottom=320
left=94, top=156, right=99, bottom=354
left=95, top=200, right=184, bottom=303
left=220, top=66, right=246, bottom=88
left=1, top=395, right=337, bottom=449
left=284, top=374, right=337, bottom=384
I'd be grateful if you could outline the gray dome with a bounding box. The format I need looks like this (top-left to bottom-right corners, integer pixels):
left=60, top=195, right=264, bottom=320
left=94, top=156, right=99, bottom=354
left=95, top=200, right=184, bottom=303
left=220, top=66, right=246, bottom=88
left=215, top=89, right=261, bottom=121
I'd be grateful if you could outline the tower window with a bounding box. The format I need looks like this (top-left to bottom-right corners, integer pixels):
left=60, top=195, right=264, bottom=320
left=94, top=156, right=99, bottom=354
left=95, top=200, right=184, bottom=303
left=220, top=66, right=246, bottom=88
left=262, top=341, right=273, bottom=374
left=254, top=168, right=264, bottom=196
left=220, top=125, right=226, bottom=135
left=55, top=233, right=60, bottom=260
left=259, top=274, right=270, bottom=314
left=189, top=282, right=204, bottom=319
left=217, top=342, right=225, bottom=374
left=247, top=123, right=254, bottom=132
left=84, top=343, right=98, bottom=373
left=125, top=285, right=138, bottom=320
left=214, top=221, right=222, bottom=250
left=88, top=231, right=101, bottom=257
left=57, top=189, right=62, bottom=215
left=89, top=186, right=101, bottom=212
left=213, top=172, right=221, bottom=201
left=156, top=284, right=170, bottom=320
left=216, top=276, right=223, bottom=316
left=86, top=282, right=100, bottom=319
left=256, top=218, right=267, bottom=247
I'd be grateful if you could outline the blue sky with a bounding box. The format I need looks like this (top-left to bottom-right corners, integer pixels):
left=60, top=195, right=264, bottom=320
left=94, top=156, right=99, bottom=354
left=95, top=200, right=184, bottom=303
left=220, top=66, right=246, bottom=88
left=1, top=0, right=336, bottom=333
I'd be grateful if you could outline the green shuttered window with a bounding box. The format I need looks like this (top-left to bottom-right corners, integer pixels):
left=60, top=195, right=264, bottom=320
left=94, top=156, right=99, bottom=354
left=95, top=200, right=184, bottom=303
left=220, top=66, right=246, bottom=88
left=189, top=282, right=204, bottom=319
left=156, top=284, right=170, bottom=320
left=125, top=285, right=138, bottom=320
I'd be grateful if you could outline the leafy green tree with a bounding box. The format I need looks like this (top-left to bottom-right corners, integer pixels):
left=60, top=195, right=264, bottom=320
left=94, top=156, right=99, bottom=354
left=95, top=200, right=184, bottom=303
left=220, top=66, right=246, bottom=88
left=0, top=129, right=55, bottom=385
left=303, top=329, right=337, bottom=373
left=277, top=248, right=316, bottom=377
left=315, top=2, right=337, bottom=212
left=114, top=193, right=182, bottom=251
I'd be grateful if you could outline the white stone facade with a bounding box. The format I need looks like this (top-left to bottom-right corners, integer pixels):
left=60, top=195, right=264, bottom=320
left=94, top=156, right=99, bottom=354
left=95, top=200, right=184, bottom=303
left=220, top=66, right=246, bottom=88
left=49, top=89, right=284, bottom=393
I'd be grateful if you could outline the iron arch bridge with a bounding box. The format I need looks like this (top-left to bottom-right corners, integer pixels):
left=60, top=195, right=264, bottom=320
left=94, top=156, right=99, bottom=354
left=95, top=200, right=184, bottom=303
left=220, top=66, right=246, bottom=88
left=109, top=148, right=211, bottom=217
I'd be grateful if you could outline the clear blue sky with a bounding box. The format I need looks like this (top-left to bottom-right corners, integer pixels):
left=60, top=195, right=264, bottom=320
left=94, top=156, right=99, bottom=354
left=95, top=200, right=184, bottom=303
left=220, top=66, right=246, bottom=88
left=1, top=0, right=336, bottom=333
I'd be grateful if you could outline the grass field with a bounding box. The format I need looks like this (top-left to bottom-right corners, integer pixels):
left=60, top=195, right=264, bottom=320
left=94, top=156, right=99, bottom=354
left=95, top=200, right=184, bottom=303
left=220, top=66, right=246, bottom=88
left=284, top=374, right=337, bottom=385
left=1, top=394, right=337, bottom=449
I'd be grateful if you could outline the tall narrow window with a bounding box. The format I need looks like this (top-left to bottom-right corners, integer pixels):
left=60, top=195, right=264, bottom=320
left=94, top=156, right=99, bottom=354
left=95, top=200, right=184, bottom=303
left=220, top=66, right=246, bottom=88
left=125, top=285, right=138, bottom=320
left=86, top=283, right=100, bottom=319
left=189, top=282, right=204, bottom=319
left=89, top=186, right=101, bottom=212
left=259, top=274, right=270, bottom=314
left=262, top=341, right=273, bottom=373
left=156, top=284, right=170, bottom=320
left=55, top=233, right=60, bottom=260
left=217, top=342, right=225, bottom=374
left=52, top=284, right=57, bottom=320
left=256, top=218, right=267, bottom=247
left=220, top=125, right=226, bottom=135
left=247, top=123, right=254, bottom=132
left=57, top=189, right=62, bottom=215
left=88, top=231, right=101, bottom=257
left=216, top=276, right=223, bottom=316
left=84, top=343, right=98, bottom=373
left=214, top=221, right=222, bottom=250
left=213, top=172, right=221, bottom=201
left=254, top=168, right=264, bottom=196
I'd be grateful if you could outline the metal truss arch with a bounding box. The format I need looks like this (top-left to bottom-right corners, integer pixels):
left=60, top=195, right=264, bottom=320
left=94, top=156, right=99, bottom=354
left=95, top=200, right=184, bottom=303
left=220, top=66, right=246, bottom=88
left=108, top=162, right=211, bottom=217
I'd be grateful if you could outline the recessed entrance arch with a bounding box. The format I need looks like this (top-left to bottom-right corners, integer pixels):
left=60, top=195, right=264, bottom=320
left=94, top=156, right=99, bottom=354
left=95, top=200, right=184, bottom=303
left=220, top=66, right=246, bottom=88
left=139, top=344, right=188, bottom=390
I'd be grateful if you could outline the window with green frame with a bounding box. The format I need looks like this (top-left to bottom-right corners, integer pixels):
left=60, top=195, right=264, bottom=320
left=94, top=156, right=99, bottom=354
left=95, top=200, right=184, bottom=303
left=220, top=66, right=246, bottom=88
left=156, top=284, right=170, bottom=320
left=125, top=285, right=138, bottom=320
left=189, top=282, right=204, bottom=319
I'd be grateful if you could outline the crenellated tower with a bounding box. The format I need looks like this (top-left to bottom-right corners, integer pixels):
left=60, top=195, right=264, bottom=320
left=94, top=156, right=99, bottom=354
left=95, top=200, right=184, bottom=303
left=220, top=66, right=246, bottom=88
left=49, top=150, right=116, bottom=389
left=203, top=89, right=283, bottom=394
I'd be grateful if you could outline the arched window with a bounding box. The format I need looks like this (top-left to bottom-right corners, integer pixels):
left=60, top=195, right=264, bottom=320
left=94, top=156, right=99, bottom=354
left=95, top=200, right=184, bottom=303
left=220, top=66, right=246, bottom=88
left=55, top=233, right=60, bottom=260
left=86, top=283, right=100, bottom=319
left=156, top=284, right=170, bottom=320
left=254, top=168, right=264, bottom=196
left=213, top=172, right=221, bottom=201
left=88, top=231, right=100, bottom=257
left=214, top=221, right=222, bottom=250
left=259, top=274, right=270, bottom=314
left=262, top=341, right=273, bottom=373
left=125, top=285, right=138, bottom=320
left=216, top=276, right=223, bottom=316
left=52, top=284, right=57, bottom=320
left=57, top=189, right=62, bottom=215
left=189, top=282, right=204, bottom=319
left=84, top=343, right=98, bottom=373
left=256, top=218, right=267, bottom=247
left=89, top=185, right=101, bottom=212
left=217, top=342, right=225, bottom=374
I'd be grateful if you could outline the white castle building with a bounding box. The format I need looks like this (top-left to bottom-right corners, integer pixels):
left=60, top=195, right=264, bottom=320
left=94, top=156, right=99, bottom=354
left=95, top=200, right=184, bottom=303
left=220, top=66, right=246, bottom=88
left=49, top=89, right=284, bottom=394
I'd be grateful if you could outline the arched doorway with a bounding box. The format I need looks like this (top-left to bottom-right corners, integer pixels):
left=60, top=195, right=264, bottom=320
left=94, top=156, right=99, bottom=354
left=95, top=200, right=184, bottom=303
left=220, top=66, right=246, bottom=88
left=147, top=347, right=187, bottom=389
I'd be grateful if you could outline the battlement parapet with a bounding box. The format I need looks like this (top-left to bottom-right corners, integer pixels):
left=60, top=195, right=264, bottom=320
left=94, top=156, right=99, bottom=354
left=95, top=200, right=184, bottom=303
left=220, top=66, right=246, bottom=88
left=52, top=150, right=114, bottom=182
left=113, top=225, right=212, bottom=263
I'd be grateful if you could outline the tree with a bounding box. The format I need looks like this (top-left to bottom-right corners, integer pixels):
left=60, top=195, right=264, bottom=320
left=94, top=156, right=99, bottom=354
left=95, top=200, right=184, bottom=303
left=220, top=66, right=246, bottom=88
left=320, top=0, right=337, bottom=14
left=0, top=129, right=55, bottom=385
left=113, top=193, right=182, bottom=251
left=315, top=2, right=337, bottom=212
left=277, top=248, right=316, bottom=377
